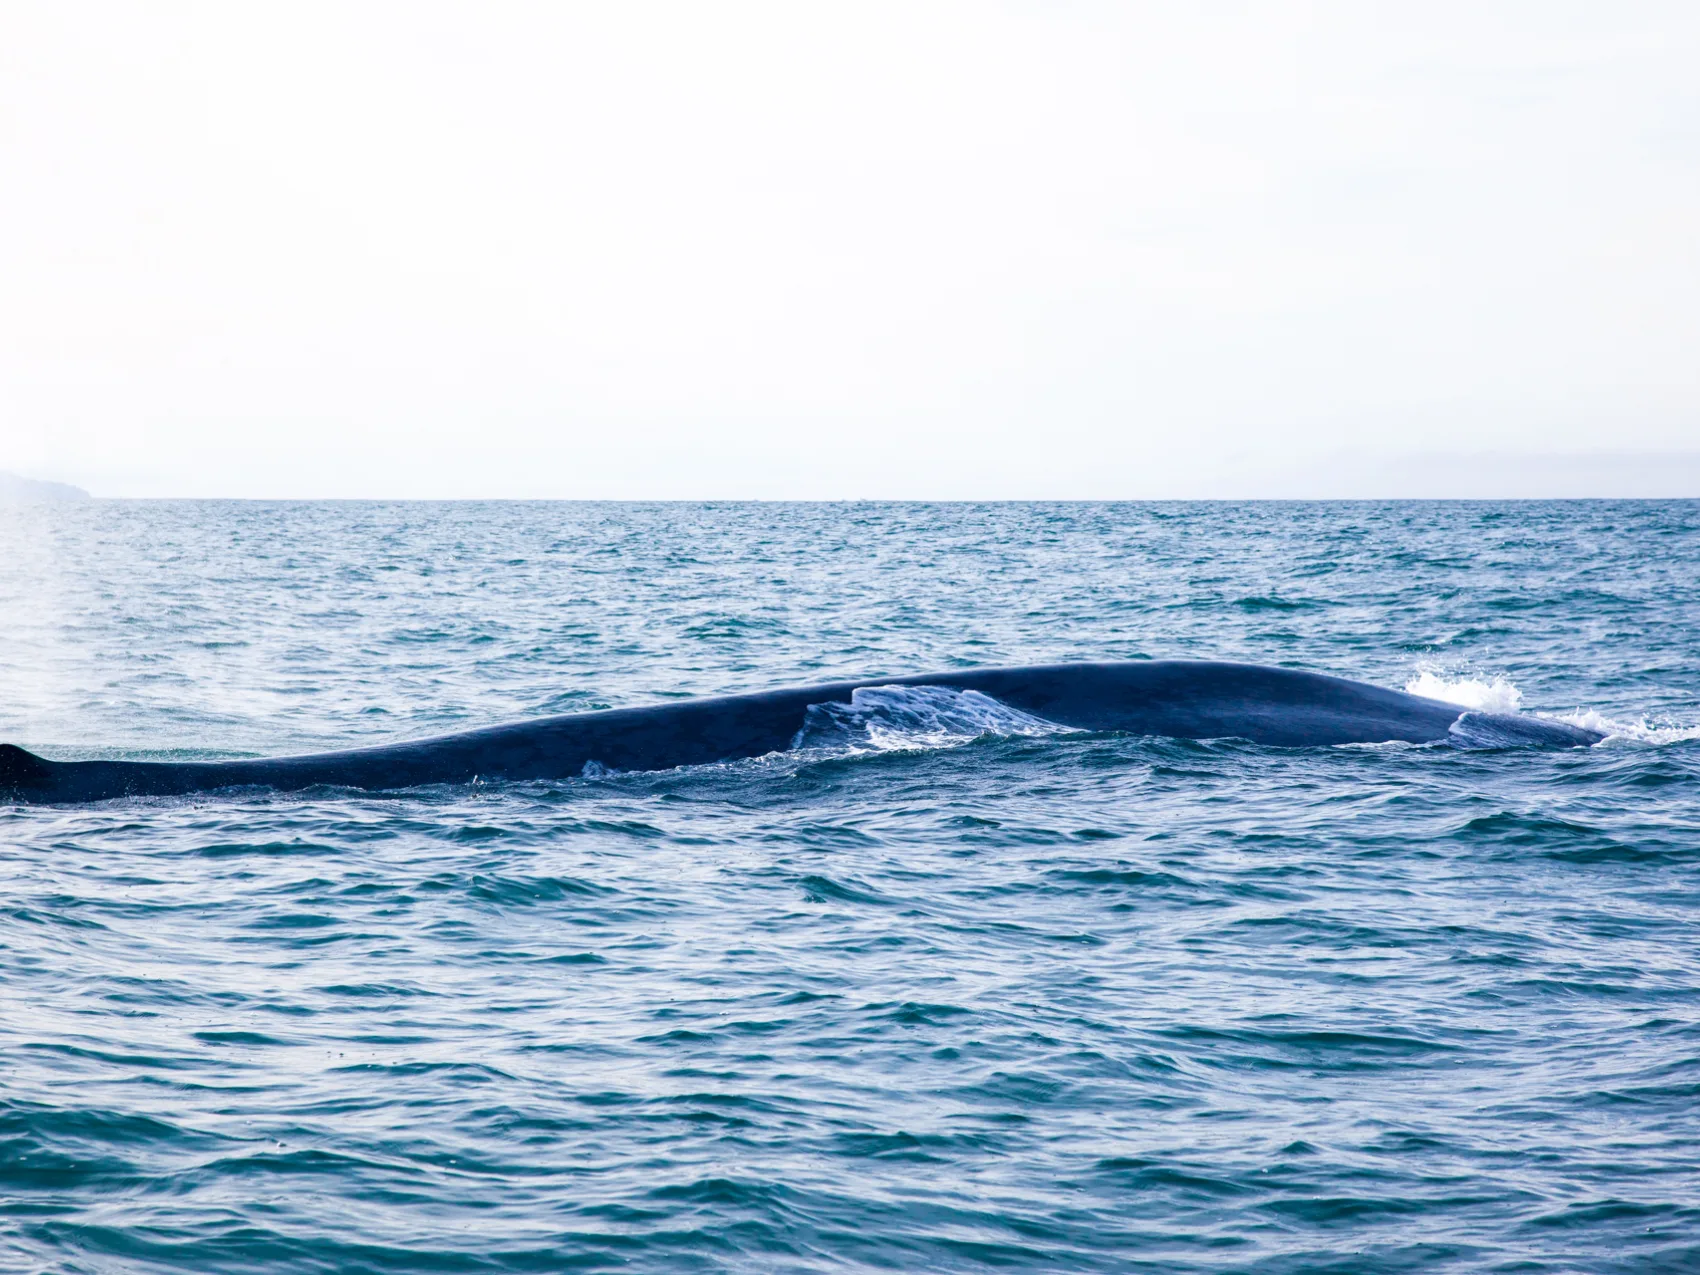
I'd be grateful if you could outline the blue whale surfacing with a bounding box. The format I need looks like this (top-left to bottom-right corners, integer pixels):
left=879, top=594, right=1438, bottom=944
left=0, top=661, right=1602, bottom=804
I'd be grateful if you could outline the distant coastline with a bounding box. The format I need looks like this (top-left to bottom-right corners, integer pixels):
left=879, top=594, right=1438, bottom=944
left=0, top=471, right=91, bottom=503
left=5, top=452, right=1698, bottom=502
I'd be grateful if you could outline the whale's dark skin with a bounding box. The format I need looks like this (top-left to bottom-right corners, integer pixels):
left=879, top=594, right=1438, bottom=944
left=0, top=661, right=1603, bottom=804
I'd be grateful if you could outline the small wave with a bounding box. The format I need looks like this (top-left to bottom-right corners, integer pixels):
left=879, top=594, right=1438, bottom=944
left=791, top=685, right=1068, bottom=755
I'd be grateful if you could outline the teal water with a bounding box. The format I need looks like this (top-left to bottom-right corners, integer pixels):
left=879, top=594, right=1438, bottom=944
left=2, top=500, right=1698, bottom=1273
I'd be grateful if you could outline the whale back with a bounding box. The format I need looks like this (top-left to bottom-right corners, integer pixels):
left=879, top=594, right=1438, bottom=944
left=1, top=661, right=1602, bottom=804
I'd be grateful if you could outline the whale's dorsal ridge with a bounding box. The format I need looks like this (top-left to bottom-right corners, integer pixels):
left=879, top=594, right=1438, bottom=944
left=0, top=661, right=1607, bottom=803
left=0, top=743, right=54, bottom=794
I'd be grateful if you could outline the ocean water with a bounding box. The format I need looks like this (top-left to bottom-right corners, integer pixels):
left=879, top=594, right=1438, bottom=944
left=1, top=499, right=1698, bottom=1274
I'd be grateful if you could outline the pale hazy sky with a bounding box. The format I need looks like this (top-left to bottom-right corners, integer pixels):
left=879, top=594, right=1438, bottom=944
left=2, top=2, right=1697, bottom=497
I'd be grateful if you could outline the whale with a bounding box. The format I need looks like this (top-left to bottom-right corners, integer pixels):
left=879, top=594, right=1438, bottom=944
left=0, top=660, right=1602, bottom=804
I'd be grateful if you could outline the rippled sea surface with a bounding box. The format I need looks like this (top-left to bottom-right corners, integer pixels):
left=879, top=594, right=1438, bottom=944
left=2, top=499, right=1698, bottom=1274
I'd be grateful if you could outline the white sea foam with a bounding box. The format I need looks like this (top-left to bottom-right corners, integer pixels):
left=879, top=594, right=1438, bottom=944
left=791, top=685, right=1069, bottom=755
left=1404, top=669, right=1523, bottom=715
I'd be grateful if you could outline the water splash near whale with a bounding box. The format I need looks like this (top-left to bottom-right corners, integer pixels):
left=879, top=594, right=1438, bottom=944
left=791, top=685, right=1068, bottom=755
left=1407, top=666, right=1700, bottom=747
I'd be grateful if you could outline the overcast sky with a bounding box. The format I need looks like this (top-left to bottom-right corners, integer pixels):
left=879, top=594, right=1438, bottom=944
left=2, top=2, right=1697, bottom=497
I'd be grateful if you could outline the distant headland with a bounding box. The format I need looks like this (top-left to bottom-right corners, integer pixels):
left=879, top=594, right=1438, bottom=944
left=0, top=472, right=91, bottom=503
